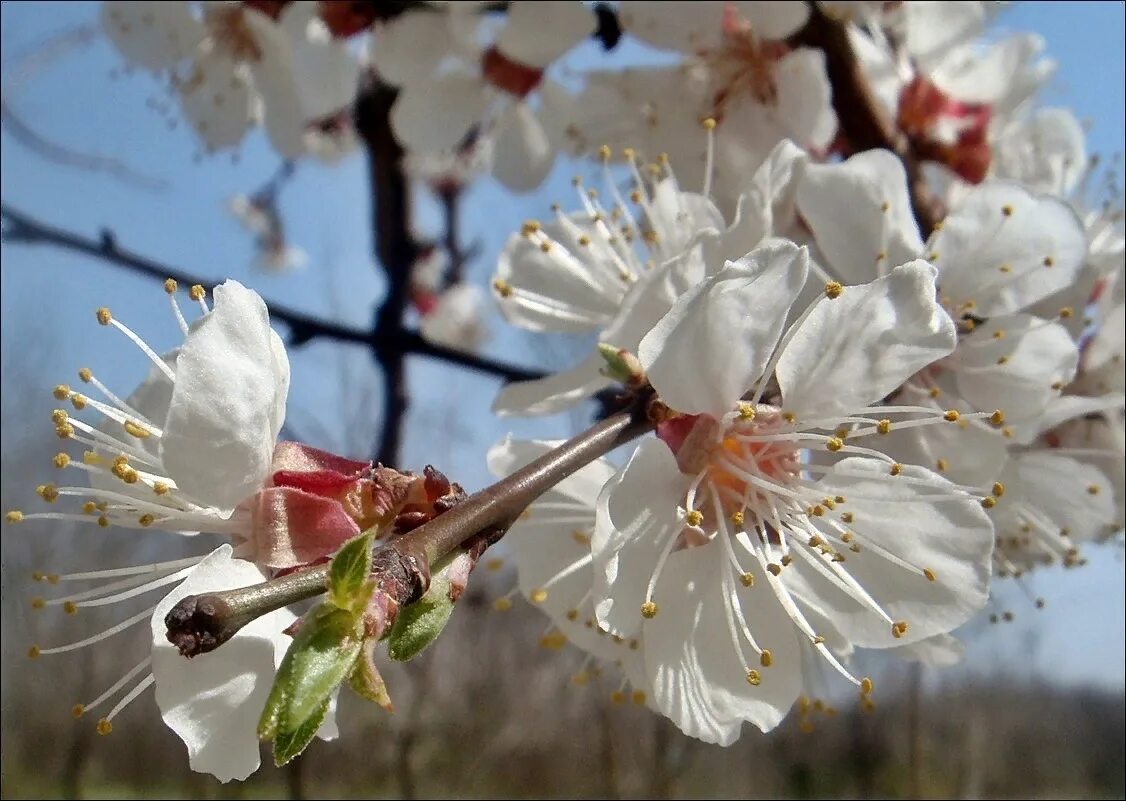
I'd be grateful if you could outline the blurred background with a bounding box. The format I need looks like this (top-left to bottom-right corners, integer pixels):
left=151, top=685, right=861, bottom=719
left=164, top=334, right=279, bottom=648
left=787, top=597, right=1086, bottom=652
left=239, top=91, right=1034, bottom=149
left=1, top=2, right=1123, bottom=798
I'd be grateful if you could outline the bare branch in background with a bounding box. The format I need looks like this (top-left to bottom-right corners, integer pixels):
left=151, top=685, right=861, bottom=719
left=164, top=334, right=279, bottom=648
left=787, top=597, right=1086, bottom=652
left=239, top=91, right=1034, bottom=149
left=0, top=25, right=169, bottom=191
left=0, top=202, right=546, bottom=386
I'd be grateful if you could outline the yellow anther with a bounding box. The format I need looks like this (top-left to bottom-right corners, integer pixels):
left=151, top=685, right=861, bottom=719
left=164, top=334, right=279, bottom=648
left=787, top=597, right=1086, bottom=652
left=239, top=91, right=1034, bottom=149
left=72, top=704, right=85, bottom=719
left=841, top=512, right=854, bottom=524
left=740, top=572, right=755, bottom=587
left=808, top=505, right=824, bottom=517
left=737, top=401, right=756, bottom=420
left=943, top=409, right=960, bottom=422
left=1001, top=204, right=1014, bottom=217
left=632, top=690, right=647, bottom=706
left=684, top=509, right=704, bottom=527
left=811, top=635, right=826, bottom=645
left=999, top=263, right=1012, bottom=273
left=539, top=631, right=567, bottom=650
left=935, top=458, right=948, bottom=472
left=730, top=510, right=745, bottom=526
left=923, top=568, right=936, bottom=582
left=82, top=501, right=97, bottom=514
left=1042, top=256, right=1054, bottom=267
left=746, top=669, right=762, bottom=686
left=992, top=482, right=1005, bottom=498
left=834, top=427, right=849, bottom=439
left=610, top=690, right=625, bottom=705
left=808, top=535, right=824, bottom=548
left=123, top=420, right=151, bottom=439
left=31, top=597, right=45, bottom=609
left=97, top=516, right=110, bottom=527
left=1087, top=484, right=1101, bottom=495
left=31, top=571, right=44, bottom=582
left=992, top=330, right=1005, bottom=340
left=860, top=677, right=874, bottom=696
left=1035, top=598, right=1046, bottom=610
left=826, top=437, right=843, bottom=452
left=927, top=251, right=939, bottom=261
left=981, top=496, right=996, bottom=509
left=891, top=621, right=908, bottom=638
left=492, top=597, right=512, bottom=612
left=163, top=278, right=178, bottom=294
left=96, top=719, right=113, bottom=735
left=996, top=356, right=1009, bottom=365
left=622, top=147, right=635, bottom=160
left=658, top=152, right=669, bottom=165
left=890, top=463, right=903, bottom=476
left=96, top=307, right=112, bottom=325
left=641, top=601, right=658, bottom=619
left=78, top=367, right=93, bottom=383
left=577, top=234, right=592, bottom=246
left=70, top=394, right=87, bottom=410
left=841, top=532, right=854, bottom=543
left=928, top=387, right=941, bottom=398
left=27, top=645, right=41, bottom=659
left=138, top=514, right=155, bottom=527
left=760, top=650, right=773, bottom=667
left=824, top=281, right=843, bottom=299
left=571, top=529, right=590, bottom=545
left=960, top=319, right=976, bottom=332
left=82, top=451, right=101, bottom=466
left=1059, top=307, right=1073, bottom=319
left=53, top=384, right=71, bottom=400
left=492, top=279, right=513, bottom=298
left=834, top=495, right=845, bottom=503
left=189, top=284, right=206, bottom=301
left=484, top=558, right=504, bottom=572
left=6, top=510, right=24, bottom=524
left=120, top=468, right=139, bottom=485
left=876, top=419, right=891, bottom=435
left=53, top=453, right=70, bottom=469
left=55, top=422, right=74, bottom=439
left=530, top=588, right=548, bottom=604
left=153, top=482, right=170, bottom=496
left=990, top=410, right=1005, bottom=426
left=875, top=250, right=887, bottom=263
left=701, top=117, right=717, bottom=130
left=52, top=408, right=70, bottom=424
left=36, top=484, right=59, bottom=503
left=539, top=241, right=552, bottom=253
left=1050, top=380, right=1064, bottom=390
left=598, top=144, right=612, bottom=161
left=781, top=555, right=793, bottom=567
left=782, top=411, right=796, bottom=423
left=64, top=601, right=79, bottom=615
left=767, top=563, right=782, bottom=577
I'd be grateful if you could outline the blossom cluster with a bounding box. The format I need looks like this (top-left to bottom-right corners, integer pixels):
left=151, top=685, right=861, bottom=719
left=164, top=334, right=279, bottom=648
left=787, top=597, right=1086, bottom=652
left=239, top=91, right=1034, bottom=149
left=9, top=0, right=1123, bottom=782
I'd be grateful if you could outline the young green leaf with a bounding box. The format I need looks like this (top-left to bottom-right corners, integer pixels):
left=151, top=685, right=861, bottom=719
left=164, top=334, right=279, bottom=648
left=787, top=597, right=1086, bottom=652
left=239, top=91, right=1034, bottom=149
left=386, top=575, right=455, bottom=662
left=349, top=638, right=394, bottom=712
left=273, top=697, right=330, bottom=767
left=328, top=528, right=376, bottom=612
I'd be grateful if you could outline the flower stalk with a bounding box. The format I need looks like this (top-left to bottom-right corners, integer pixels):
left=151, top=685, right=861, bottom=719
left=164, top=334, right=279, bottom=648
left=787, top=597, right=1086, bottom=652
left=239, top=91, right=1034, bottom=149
left=165, top=387, right=659, bottom=656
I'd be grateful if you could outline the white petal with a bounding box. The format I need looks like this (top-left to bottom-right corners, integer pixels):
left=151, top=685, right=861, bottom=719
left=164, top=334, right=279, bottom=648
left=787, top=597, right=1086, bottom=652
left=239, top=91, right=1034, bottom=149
left=592, top=440, right=693, bottom=638
left=161, top=281, right=289, bottom=512
left=777, top=261, right=955, bottom=419
left=491, top=102, right=555, bottom=192
left=798, top=457, right=993, bottom=647
left=993, top=108, right=1086, bottom=196
left=900, top=1, right=986, bottom=70
left=930, top=181, right=1088, bottom=317
left=644, top=543, right=803, bottom=742
left=894, top=633, right=965, bottom=667
left=496, top=1, right=595, bottom=68
left=1007, top=452, right=1117, bottom=544
left=878, top=409, right=1009, bottom=489
left=796, top=149, right=923, bottom=284
left=390, top=74, right=488, bottom=153
left=101, top=0, right=205, bottom=71
left=733, top=1, right=810, bottom=40
left=279, top=2, right=360, bottom=120
left=491, top=352, right=612, bottom=417
left=952, top=315, right=1078, bottom=436
left=177, top=57, right=255, bottom=153
left=641, top=241, right=809, bottom=417
left=369, top=10, right=457, bottom=86
left=618, top=1, right=726, bottom=52
left=151, top=545, right=288, bottom=782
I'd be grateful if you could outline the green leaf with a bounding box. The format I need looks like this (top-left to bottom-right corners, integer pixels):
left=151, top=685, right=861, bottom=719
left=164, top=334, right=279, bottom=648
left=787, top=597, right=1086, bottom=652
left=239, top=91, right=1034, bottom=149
left=273, top=697, right=330, bottom=767
left=348, top=639, right=394, bottom=712
left=328, top=529, right=376, bottom=612
left=386, top=575, right=455, bottom=662
left=258, top=602, right=362, bottom=743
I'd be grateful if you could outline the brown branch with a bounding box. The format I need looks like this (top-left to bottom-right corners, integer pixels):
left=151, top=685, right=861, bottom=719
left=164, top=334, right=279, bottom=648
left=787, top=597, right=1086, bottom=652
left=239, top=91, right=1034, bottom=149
left=0, top=201, right=545, bottom=384
left=165, top=387, right=658, bottom=655
left=792, top=3, right=941, bottom=237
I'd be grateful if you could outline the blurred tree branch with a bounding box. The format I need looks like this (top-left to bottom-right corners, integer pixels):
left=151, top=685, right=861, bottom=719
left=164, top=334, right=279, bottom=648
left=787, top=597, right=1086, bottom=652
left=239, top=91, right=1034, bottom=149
left=0, top=202, right=545, bottom=383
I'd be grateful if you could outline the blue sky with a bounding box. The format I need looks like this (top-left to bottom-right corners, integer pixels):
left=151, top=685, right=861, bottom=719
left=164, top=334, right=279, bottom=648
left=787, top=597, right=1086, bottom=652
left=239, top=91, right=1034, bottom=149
left=1, top=1, right=1123, bottom=690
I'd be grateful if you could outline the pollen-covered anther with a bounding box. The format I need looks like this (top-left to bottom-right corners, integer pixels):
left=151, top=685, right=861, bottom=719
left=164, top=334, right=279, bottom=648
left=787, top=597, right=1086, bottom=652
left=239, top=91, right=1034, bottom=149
left=36, top=484, right=59, bottom=503
left=152, top=482, right=170, bottom=496
left=684, top=509, right=704, bottom=527
left=1087, top=484, right=1100, bottom=495
left=943, top=409, right=960, bottom=422
left=841, top=512, right=854, bottom=524
left=701, top=117, right=717, bottom=131
left=189, top=285, right=206, bottom=301
left=53, top=384, right=71, bottom=400
left=163, top=278, right=178, bottom=294
left=96, top=719, right=113, bottom=735
left=610, top=690, right=625, bottom=705
left=565, top=609, right=579, bottom=622
left=923, top=568, right=936, bottom=582
left=31, top=597, right=45, bottom=610
left=95, top=307, right=112, bottom=326
left=737, top=401, right=756, bottom=420
left=891, top=621, right=908, bottom=639
left=935, top=458, right=949, bottom=472
left=63, top=601, right=79, bottom=615
left=123, top=420, right=151, bottom=439
left=1042, top=256, right=1054, bottom=267
left=641, top=601, right=659, bottom=619
left=492, top=598, right=512, bottom=612
left=766, top=563, right=782, bottom=577
left=1059, top=307, right=1073, bottom=319
left=530, top=588, right=548, bottom=603
left=1001, top=204, right=1014, bottom=217
left=71, top=703, right=86, bottom=719
left=70, top=394, right=88, bottom=410
left=860, top=676, right=874, bottom=696
left=6, top=510, right=24, bottom=524
left=730, top=510, right=745, bottom=526
left=992, top=482, right=1005, bottom=498
left=77, top=367, right=93, bottom=383
left=877, top=419, right=891, bottom=434
left=928, top=387, right=941, bottom=398
left=740, top=572, right=755, bottom=587
left=826, top=437, right=844, bottom=452
left=53, top=453, right=70, bottom=469
left=760, top=650, right=773, bottom=668
left=981, top=496, right=996, bottom=509
left=746, top=669, right=762, bottom=686
left=824, top=281, right=843, bottom=299
left=990, top=410, right=1005, bottom=427
left=492, top=279, right=513, bottom=298
left=138, top=514, right=155, bottom=527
